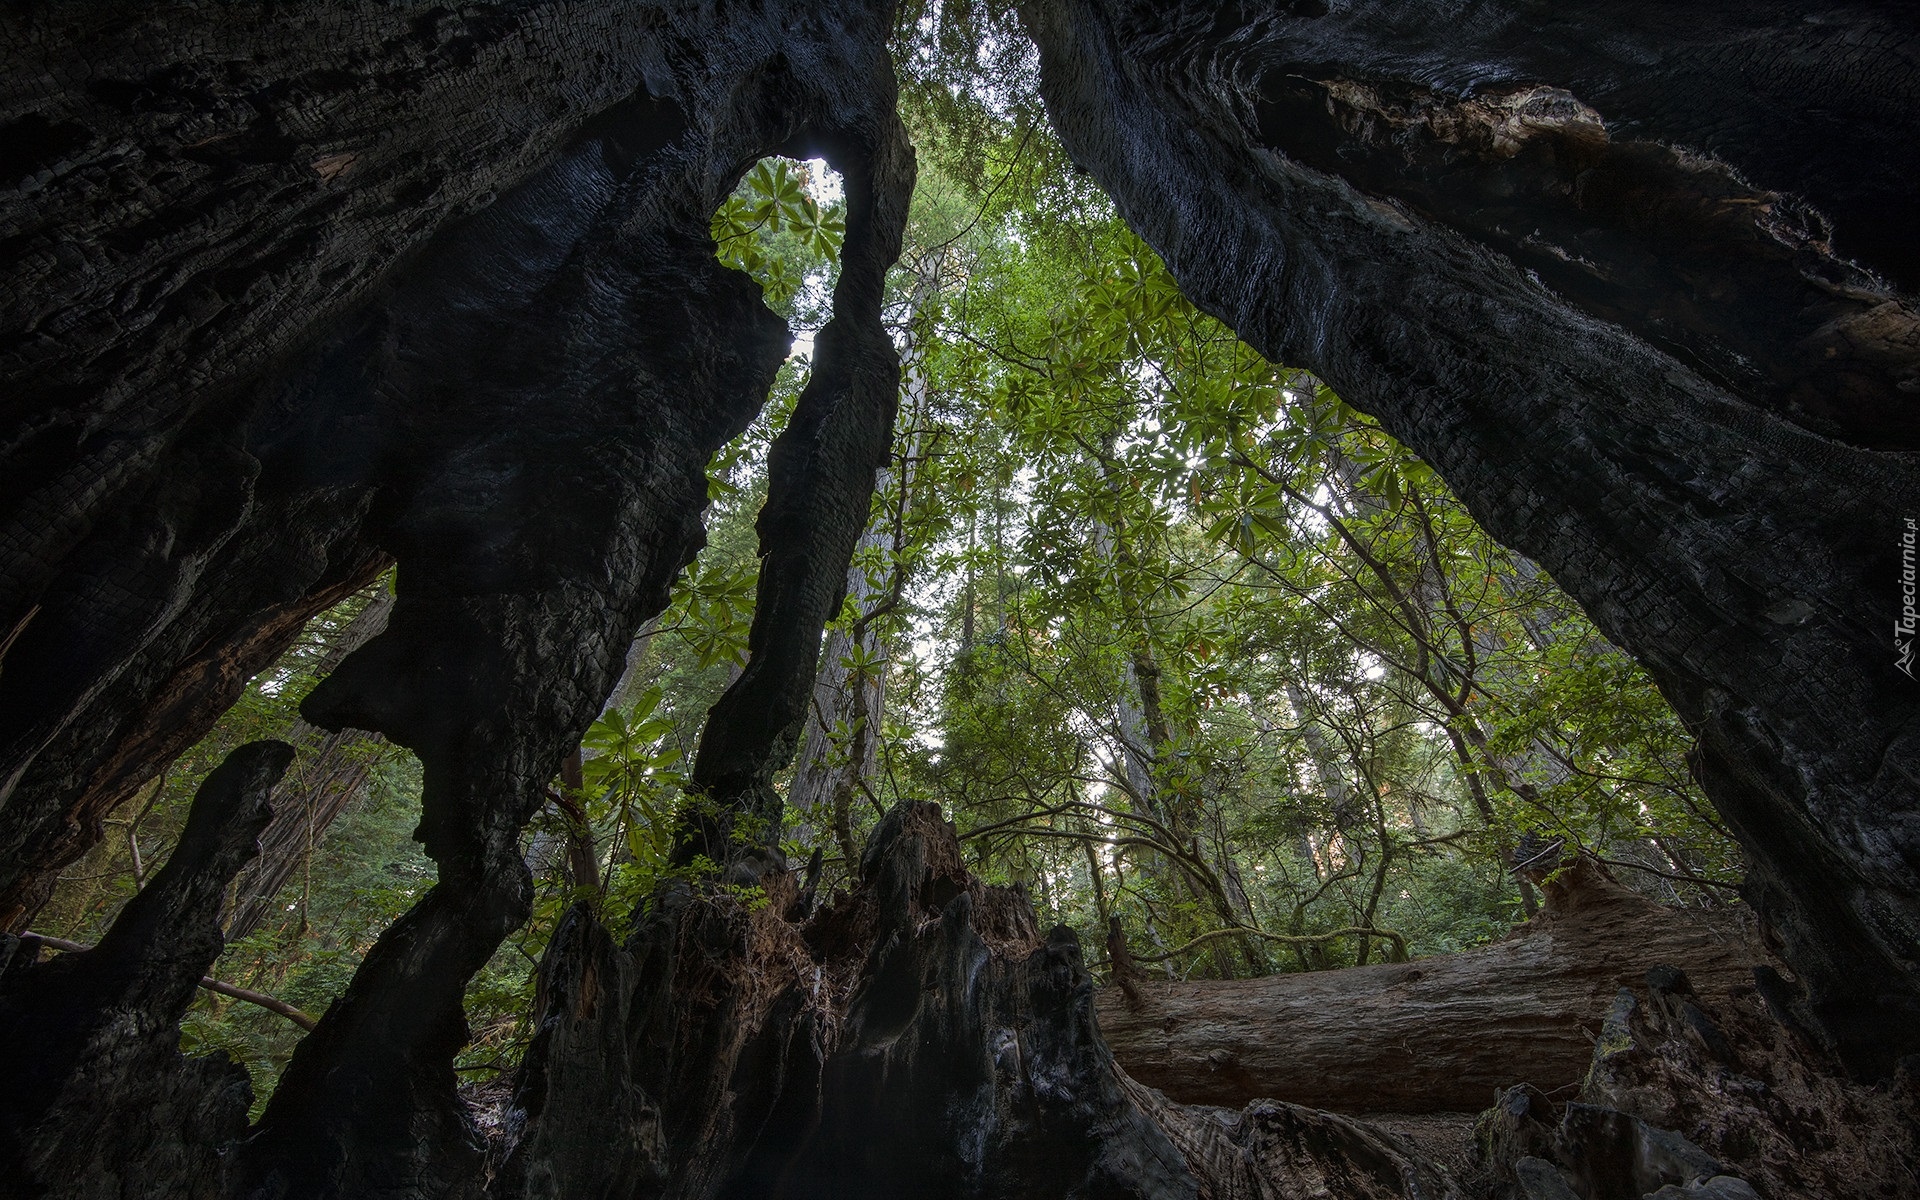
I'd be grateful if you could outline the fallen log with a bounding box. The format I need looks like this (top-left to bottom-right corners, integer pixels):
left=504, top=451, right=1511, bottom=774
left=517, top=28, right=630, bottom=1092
left=1096, top=861, right=1770, bottom=1114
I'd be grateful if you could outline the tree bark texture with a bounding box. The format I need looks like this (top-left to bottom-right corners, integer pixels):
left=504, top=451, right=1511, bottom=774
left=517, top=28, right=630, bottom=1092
left=492, top=800, right=1465, bottom=1200
left=789, top=255, right=940, bottom=859
left=5, top=1, right=913, bottom=1194
left=1019, top=0, right=1920, bottom=1076
left=0, top=740, right=290, bottom=1199
left=1096, top=859, right=1768, bottom=1115
left=1477, top=965, right=1920, bottom=1200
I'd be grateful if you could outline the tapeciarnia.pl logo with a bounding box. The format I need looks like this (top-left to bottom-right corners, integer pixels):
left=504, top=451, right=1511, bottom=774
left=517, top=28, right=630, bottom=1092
left=1900, top=516, right=1917, bottom=679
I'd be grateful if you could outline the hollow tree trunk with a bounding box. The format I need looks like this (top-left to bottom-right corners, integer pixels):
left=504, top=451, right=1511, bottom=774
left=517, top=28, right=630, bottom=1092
left=6, top=2, right=913, bottom=1194
left=239, top=15, right=912, bottom=1199
left=1020, top=0, right=1920, bottom=1076
left=0, top=544, right=387, bottom=932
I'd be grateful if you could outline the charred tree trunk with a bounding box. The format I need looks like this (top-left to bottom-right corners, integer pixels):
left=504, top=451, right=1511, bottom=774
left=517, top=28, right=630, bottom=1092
left=0, top=740, right=291, bottom=1198
left=6, top=0, right=1919, bottom=1195
left=0, top=546, right=387, bottom=932
left=237, top=11, right=913, bottom=1195
left=1020, top=0, right=1920, bottom=1076
left=5, top=2, right=912, bottom=1194
left=779, top=243, right=943, bottom=858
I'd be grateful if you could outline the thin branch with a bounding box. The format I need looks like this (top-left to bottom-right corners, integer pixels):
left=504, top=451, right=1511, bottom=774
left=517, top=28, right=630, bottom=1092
left=1587, top=856, right=1743, bottom=894
left=25, top=932, right=319, bottom=1032
left=1130, top=924, right=1408, bottom=965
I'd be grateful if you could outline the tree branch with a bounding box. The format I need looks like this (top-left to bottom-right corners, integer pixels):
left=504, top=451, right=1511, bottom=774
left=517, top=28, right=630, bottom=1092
left=26, top=932, right=319, bottom=1031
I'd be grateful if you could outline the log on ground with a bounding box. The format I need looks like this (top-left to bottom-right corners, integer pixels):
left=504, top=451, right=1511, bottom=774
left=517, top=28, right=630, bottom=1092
left=1096, top=861, right=1770, bottom=1114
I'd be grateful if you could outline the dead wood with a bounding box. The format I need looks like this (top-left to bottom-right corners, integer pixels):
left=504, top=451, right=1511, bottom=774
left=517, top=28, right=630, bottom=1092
left=1097, top=860, right=1770, bottom=1114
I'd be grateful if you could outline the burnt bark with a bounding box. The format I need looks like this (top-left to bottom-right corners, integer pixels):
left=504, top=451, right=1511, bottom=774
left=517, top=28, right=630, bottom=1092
left=230, top=6, right=913, bottom=1192
left=0, top=534, right=387, bottom=932
left=1478, top=965, right=1920, bottom=1200
left=1020, top=0, right=1920, bottom=1075
left=495, top=800, right=1463, bottom=1199
left=5, top=1, right=911, bottom=1194
left=684, top=125, right=912, bottom=851
left=0, top=0, right=694, bottom=928
left=0, top=740, right=290, bottom=1199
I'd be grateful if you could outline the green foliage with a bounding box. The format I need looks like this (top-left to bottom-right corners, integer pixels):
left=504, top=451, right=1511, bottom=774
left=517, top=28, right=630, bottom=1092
left=579, top=687, right=687, bottom=908
left=711, top=157, right=845, bottom=312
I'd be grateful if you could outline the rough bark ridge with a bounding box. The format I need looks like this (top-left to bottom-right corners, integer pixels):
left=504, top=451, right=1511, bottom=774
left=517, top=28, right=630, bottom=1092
left=4, top=1, right=913, bottom=1195
left=0, top=740, right=290, bottom=1199
left=234, top=11, right=913, bottom=1198
left=1019, top=0, right=1920, bottom=1075
left=0, top=0, right=683, bottom=929
left=1097, top=859, right=1769, bottom=1115
left=494, top=801, right=1460, bottom=1200
left=1477, top=965, right=1920, bottom=1199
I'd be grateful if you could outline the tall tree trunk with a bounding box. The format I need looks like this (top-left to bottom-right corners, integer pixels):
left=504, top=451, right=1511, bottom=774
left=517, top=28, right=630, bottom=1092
left=226, top=583, right=396, bottom=940
left=1022, top=0, right=1920, bottom=1073
left=789, top=529, right=888, bottom=824
left=1096, top=516, right=1254, bottom=977
left=790, top=248, right=942, bottom=865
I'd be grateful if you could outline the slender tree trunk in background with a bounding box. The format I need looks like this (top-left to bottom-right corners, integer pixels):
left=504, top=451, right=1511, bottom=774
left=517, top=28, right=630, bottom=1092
left=1285, top=681, right=1360, bottom=825
left=598, top=617, right=660, bottom=720
left=788, top=523, right=887, bottom=821
left=226, top=584, right=395, bottom=940
left=1443, top=718, right=1540, bottom=918
left=788, top=249, right=941, bottom=856
left=1095, top=515, right=1251, bottom=977
left=1082, top=821, right=1112, bottom=930
left=224, top=726, right=381, bottom=940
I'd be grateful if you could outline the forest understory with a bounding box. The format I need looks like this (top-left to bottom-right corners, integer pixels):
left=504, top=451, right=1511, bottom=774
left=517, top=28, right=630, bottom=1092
left=2, top=1, right=1917, bottom=1198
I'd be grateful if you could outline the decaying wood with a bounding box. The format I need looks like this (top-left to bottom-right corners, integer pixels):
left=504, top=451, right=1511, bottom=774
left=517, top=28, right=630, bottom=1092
left=492, top=801, right=1467, bottom=1199
left=1479, top=963, right=1920, bottom=1199
left=1097, top=860, right=1769, bottom=1114
left=1129, top=1076, right=1468, bottom=1200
